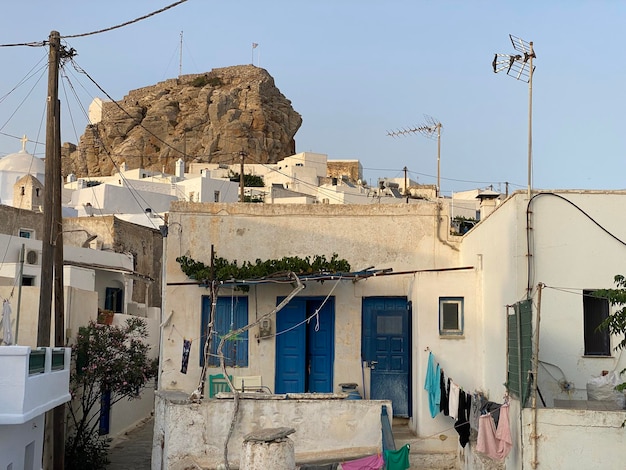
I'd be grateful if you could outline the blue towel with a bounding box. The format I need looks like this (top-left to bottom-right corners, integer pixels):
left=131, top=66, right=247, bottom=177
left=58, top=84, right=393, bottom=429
left=424, top=352, right=441, bottom=418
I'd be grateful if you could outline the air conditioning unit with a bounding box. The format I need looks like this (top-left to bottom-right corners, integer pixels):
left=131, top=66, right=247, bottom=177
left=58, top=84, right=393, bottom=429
left=26, top=250, right=39, bottom=265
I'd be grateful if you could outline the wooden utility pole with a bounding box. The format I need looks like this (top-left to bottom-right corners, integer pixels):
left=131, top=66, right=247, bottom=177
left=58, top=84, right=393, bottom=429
left=38, top=30, right=65, bottom=470
left=52, top=91, right=65, bottom=470
left=37, top=30, right=60, bottom=347
left=239, top=151, right=246, bottom=202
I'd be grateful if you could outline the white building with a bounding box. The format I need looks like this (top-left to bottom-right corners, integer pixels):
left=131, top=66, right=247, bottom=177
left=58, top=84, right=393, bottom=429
left=0, top=346, right=71, bottom=470
left=66, top=159, right=239, bottom=222
left=0, top=141, right=45, bottom=208
left=153, top=190, right=626, bottom=469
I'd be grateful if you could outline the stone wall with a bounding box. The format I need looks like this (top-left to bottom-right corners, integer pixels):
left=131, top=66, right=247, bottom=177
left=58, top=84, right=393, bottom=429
left=62, top=216, right=162, bottom=308
left=0, top=205, right=44, bottom=238
left=153, top=391, right=391, bottom=469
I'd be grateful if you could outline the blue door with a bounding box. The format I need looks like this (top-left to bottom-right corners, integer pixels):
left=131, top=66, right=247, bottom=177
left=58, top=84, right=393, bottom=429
left=362, top=297, right=411, bottom=417
left=275, top=297, right=334, bottom=393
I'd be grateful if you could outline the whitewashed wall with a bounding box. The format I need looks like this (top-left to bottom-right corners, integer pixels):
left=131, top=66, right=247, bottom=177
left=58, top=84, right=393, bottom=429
left=160, top=202, right=462, bottom=395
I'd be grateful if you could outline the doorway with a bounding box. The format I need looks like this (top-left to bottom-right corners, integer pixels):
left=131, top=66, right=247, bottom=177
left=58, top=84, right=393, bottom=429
left=275, top=297, right=335, bottom=393
left=362, top=297, right=411, bottom=417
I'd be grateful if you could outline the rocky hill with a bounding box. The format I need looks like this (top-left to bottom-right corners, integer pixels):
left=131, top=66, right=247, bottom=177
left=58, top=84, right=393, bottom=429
left=62, top=65, right=302, bottom=177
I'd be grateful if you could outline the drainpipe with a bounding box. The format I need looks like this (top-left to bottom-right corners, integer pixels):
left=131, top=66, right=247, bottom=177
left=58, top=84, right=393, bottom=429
left=531, top=283, right=543, bottom=469
left=15, top=244, right=25, bottom=344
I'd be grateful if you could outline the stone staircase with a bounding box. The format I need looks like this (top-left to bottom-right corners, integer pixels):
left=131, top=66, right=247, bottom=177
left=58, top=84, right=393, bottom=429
left=392, top=418, right=459, bottom=470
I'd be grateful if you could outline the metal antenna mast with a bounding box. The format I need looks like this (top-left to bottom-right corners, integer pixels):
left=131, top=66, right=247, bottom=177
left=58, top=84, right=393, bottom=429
left=387, top=116, right=443, bottom=197
left=493, top=34, right=536, bottom=198
left=179, top=31, right=183, bottom=77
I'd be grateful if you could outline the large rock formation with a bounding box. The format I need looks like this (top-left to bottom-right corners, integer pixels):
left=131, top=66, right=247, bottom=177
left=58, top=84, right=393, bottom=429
left=63, top=65, right=302, bottom=177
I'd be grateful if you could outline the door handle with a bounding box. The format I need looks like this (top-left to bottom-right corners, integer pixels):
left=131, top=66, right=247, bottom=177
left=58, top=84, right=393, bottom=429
left=369, top=361, right=378, bottom=370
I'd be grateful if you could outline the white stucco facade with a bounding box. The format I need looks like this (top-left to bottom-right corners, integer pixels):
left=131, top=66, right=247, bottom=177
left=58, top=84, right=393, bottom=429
left=154, top=190, right=626, bottom=469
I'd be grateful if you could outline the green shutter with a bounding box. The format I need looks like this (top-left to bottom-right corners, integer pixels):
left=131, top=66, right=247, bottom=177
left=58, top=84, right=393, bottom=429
left=507, top=300, right=533, bottom=406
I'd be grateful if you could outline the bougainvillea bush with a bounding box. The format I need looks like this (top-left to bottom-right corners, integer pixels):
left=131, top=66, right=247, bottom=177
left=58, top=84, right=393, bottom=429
left=65, top=318, right=158, bottom=469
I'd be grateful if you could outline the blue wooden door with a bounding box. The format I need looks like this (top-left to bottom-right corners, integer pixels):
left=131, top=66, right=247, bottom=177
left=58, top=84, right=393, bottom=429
left=275, top=297, right=334, bottom=393
left=362, top=297, right=411, bottom=417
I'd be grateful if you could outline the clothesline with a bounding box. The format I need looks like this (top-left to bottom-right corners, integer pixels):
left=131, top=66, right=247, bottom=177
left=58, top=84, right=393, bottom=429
left=424, top=350, right=512, bottom=461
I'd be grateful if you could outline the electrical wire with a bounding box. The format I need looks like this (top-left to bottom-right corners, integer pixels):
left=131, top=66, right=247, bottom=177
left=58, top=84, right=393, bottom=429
left=526, top=192, right=626, bottom=297
left=61, top=1, right=189, bottom=39
left=0, top=41, right=45, bottom=48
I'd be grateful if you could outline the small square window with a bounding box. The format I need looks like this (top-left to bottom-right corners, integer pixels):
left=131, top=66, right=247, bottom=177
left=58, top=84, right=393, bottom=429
left=19, top=229, right=33, bottom=239
left=439, top=297, right=464, bottom=336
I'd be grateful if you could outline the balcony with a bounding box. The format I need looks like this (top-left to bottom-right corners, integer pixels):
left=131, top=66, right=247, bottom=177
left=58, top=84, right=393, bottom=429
left=0, top=346, right=71, bottom=424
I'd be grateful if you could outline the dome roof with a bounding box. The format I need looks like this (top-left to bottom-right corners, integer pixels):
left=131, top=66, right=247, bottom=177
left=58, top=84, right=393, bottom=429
left=0, top=149, right=45, bottom=174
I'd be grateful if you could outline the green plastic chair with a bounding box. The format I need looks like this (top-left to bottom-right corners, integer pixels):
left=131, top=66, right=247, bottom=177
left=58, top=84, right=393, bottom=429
left=208, top=374, right=232, bottom=398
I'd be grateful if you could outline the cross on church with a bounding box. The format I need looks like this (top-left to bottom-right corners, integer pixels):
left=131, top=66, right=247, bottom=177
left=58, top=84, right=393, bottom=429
left=20, top=135, right=28, bottom=152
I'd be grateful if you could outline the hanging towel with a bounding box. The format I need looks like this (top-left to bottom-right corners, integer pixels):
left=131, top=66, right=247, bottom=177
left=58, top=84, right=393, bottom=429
left=384, top=443, right=410, bottom=470
left=424, top=352, right=441, bottom=418
left=341, top=453, right=384, bottom=470
left=476, top=404, right=512, bottom=460
left=180, top=339, right=191, bottom=374
left=448, top=381, right=460, bottom=420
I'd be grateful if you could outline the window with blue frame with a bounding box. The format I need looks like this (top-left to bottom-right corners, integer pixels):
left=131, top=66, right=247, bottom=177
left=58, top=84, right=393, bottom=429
left=200, top=296, right=249, bottom=367
left=439, top=297, right=464, bottom=336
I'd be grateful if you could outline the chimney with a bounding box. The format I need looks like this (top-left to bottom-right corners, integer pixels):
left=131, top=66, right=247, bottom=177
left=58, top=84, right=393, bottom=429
left=476, top=190, right=500, bottom=220
left=175, top=158, right=185, bottom=178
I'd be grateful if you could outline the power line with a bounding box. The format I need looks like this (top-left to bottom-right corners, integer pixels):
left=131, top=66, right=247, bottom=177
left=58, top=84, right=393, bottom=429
left=0, top=41, right=45, bottom=48
left=62, top=0, right=189, bottom=39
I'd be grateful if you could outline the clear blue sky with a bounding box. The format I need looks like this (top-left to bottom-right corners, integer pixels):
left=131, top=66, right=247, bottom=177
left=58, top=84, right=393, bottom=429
left=1, top=1, right=624, bottom=196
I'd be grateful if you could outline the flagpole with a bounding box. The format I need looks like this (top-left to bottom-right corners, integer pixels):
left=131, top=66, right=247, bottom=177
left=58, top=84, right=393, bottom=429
left=251, top=43, right=258, bottom=66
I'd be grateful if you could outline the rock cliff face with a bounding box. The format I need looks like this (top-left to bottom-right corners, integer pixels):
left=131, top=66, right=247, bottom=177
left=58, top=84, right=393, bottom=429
left=63, top=65, right=302, bottom=177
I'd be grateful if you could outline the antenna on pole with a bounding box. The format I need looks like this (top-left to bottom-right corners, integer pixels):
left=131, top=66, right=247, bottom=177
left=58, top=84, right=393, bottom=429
left=179, top=31, right=183, bottom=78
left=493, top=34, right=536, bottom=198
left=387, top=115, right=443, bottom=197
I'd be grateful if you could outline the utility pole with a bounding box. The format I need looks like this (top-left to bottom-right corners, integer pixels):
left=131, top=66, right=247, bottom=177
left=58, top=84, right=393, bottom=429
left=38, top=30, right=60, bottom=347
left=403, top=166, right=408, bottom=195
left=38, top=30, right=66, bottom=470
left=239, top=151, right=246, bottom=202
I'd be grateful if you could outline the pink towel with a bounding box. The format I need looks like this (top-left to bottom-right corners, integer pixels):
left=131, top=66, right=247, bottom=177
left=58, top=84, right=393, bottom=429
left=341, top=453, right=385, bottom=470
left=476, top=403, right=512, bottom=461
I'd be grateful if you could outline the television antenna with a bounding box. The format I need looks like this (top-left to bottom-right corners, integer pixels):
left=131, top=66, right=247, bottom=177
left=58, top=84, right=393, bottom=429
left=387, top=115, right=443, bottom=197
left=493, top=34, right=536, bottom=198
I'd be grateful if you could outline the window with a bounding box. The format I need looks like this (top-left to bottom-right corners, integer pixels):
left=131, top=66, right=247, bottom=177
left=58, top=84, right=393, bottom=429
left=200, top=296, right=248, bottom=367
left=21, top=276, right=35, bottom=286
left=583, top=290, right=610, bottom=356
left=439, top=297, right=464, bottom=335
left=214, top=190, right=220, bottom=202
left=18, top=229, right=33, bottom=239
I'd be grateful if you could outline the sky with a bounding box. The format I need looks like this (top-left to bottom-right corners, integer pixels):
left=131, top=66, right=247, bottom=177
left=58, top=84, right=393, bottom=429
left=0, top=1, right=625, bottom=196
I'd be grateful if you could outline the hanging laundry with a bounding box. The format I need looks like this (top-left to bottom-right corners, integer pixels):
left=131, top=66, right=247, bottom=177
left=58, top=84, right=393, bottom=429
left=481, top=401, right=502, bottom=427
left=439, top=371, right=449, bottom=416
left=383, top=443, right=410, bottom=470
left=341, top=453, right=384, bottom=470
left=424, top=352, right=441, bottom=418
left=180, top=339, right=191, bottom=374
left=476, top=403, right=512, bottom=460
left=448, top=381, right=460, bottom=420
left=454, top=390, right=472, bottom=448
left=469, top=392, right=485, bottom=431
